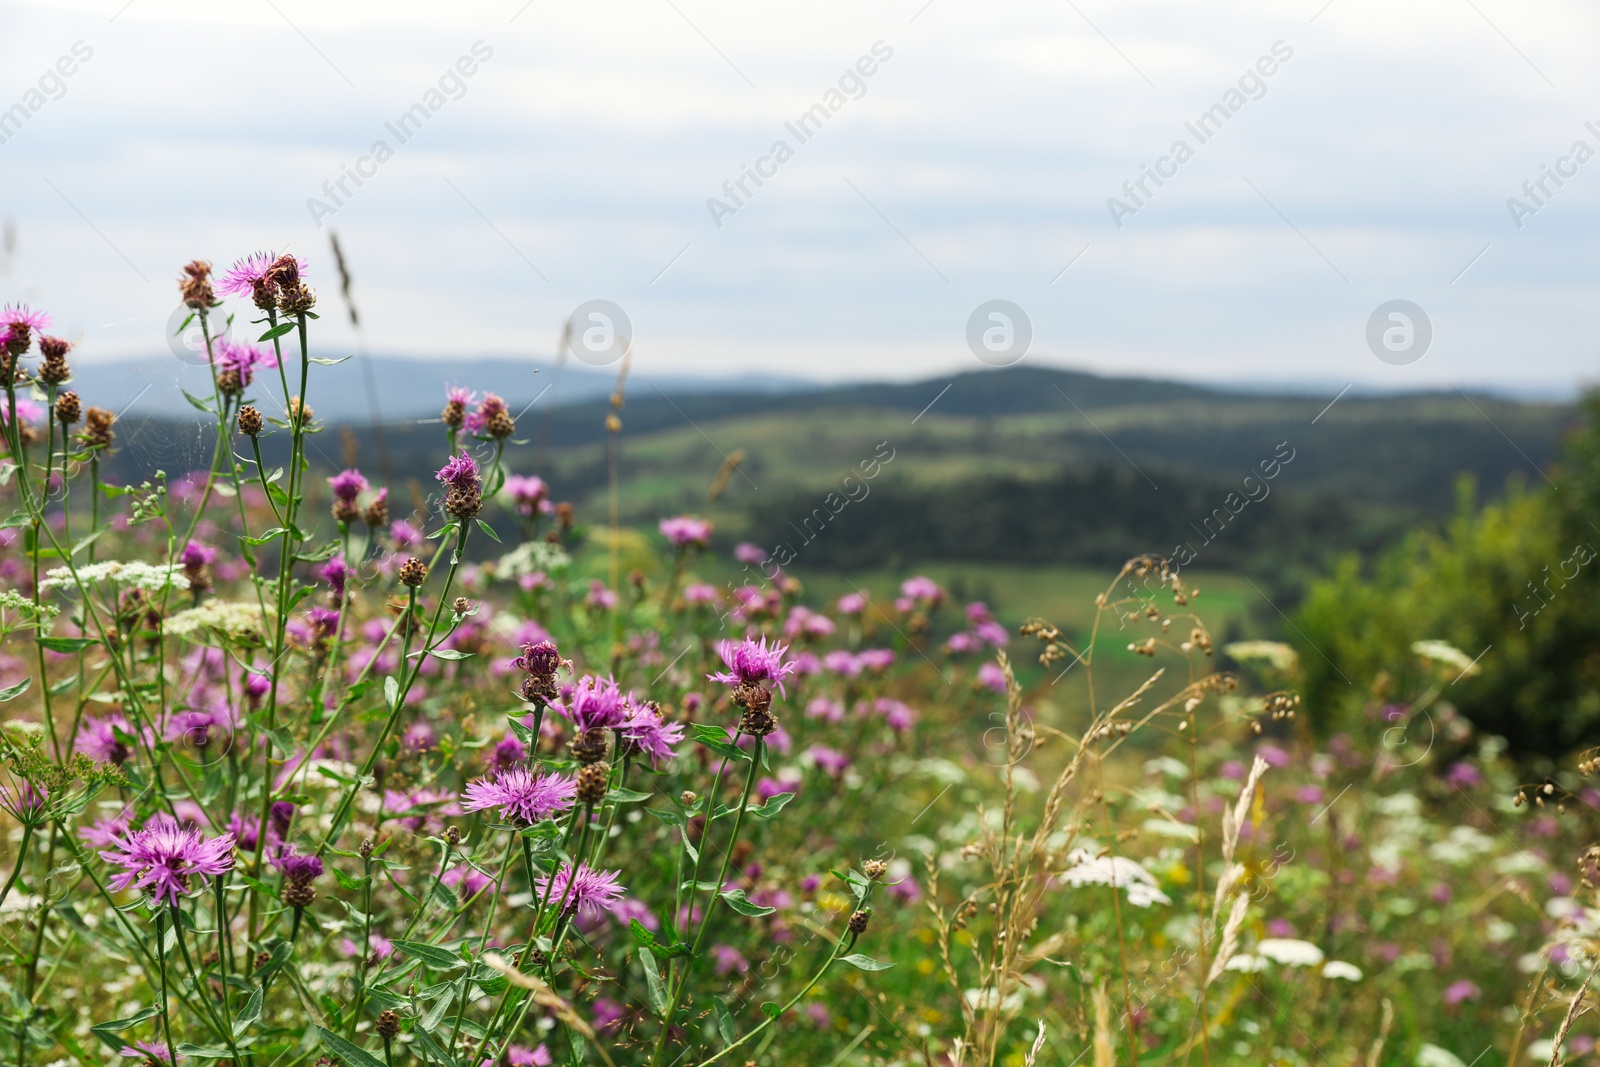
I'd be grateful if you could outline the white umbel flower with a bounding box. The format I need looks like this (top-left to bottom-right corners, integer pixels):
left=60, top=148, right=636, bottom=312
left=1322, top=960, right=1363, bottom=981
left=1223, top=953, right=1268, bottom=973
left=1255, top=938, right=1324, bottom=967
left=39, top=560, right=189, bottom=594
left=1059, top=848, right=1171, bottom=907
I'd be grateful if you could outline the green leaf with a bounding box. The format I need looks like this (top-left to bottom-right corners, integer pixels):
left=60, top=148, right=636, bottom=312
left=640, top=941, right=667, bottom=1014
left=92, top=1006, right=161, bottom=1036
left=71, top=524, right=110, bottom=556
left=384, top=676, right=399, bottom=707
left=714, top=998, right=735, bottom=1045
left=392, top=939, right=467, bottom=969
left=629, top=919, right=657, bottom=948
left=316, top=1027, right=387, bottom=1067
left=174, top=1043, right=239, bottom=1059
left=749, top=792, right=794, bottom=820
left=425, top=648, right=473, bottom=661
left=840, top=953, right=893, bottom=971
left=181, top=389, right=215, bottom=414
left=0, top=677, right=30, bottom=702
left=474, top=518, right=501, bottom=543
left=38, top=636, right=98, bottom=654
left=691, top=723, right=749, bottom=762
left=761, top=1001, right=781, bottom=1019
left=718, top=888, right=775, bottom=917
left=0, top=512, right=29, bottom=529
left=234, top=986, right=263, bottom=1037
left=309, top=355, right=352, bottom=366
left=258, top=322, right=295, bottom=342
left=240, top=527, right=287, bottom=546
left=606, top=787, right=652, bottom=804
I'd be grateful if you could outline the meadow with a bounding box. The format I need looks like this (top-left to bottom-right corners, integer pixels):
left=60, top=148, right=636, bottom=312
left=0, top=257, right=1596, bottom=1067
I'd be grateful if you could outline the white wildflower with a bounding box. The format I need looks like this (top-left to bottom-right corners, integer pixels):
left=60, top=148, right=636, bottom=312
left=165, top=600, right=269, bottom=640
left=1322, top=960, right=1363, bottom=981
left=0, top=590, right=59, bottom=619
left=1059, top=848, right=1171, bottom=907
left=1255, top=938, right=1324, bottom=967
left=1417, top=1044, right=1467, bottom=1067
left=493, top=540, right=570, bottom=581
left=1411, top=639, right=1479, bottom=677
left=1223, top=640, right=1299, bottom=673
left=1223, top=953, right=1268, bottom=973
left=39, top=560, right=189, bottom=594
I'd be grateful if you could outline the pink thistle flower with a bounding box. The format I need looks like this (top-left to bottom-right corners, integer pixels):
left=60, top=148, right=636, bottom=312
left=100, top=814, right=235, bottom=906
left=873, top=698, right=917, bottom=732
left=585, top=581, right=618, bottom=611
left=321, top=555, right=350, bottom=598
left=857, top=648, right=895, bottom=672
left=560, top=674, right=628, bottom=732
left=1443, top=979, right=1480, bottom=1006
left=119, top=1040, right=180, bottom=1062
left=733, top=542, right=765, bottom=565
left=0, top=399, right=44, bottom=426
left=808, top=745, right=850, bottom=777
left=683, top=583, right=719, bottom=605
left=836, top=592, right=867, bottom=615
left=327, top=468, right=368, bottom=504
left=271, top=847, right=323, bottom=885
left=806, top=697, right=845, bottom=723
left=492, top=733, right=528, bottom=771
left=503, top=474, right=548, bottom=517
left=486, top=1046, right=553, bottom=1067
left=536, top=862, right=625, bottom=917
left=709, top=636, right=797, bottom=696
left=659, top=515, right=712, bottom=549
left=461, top=766, right=577, bottom=826
left=620, top=701, right=685, bottom=766
left=900, top=575, right=943, bottom=603
left=0, top=305, right=51, bottom=333
left=214, top=337, right=277, bottom=386
left=390, top=519, right=424, bottom=549
left=436, top=451, right=479, bottom=488
left=470, top=393, right=508, bottom=434
left=217, top=252, right=306, bottom=297
left=976, top=662, right=1007, bottom=693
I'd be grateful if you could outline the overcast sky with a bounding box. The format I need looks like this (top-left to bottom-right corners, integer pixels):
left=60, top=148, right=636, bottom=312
left=1, top=0, right=1597, bottom=394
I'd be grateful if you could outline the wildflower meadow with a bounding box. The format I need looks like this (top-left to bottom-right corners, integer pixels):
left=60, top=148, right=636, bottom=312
left=0, top=256, right=1597, bottom=1067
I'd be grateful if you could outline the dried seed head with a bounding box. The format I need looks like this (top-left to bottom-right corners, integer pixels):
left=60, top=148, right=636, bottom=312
left=444, top=482, right=482, bottom=519
left=237, top=404, right=264, bottom=436
left=847, top=909, right=870, bottom=935
left=862, top=859, right=887, bottom=880
left=445, top=826, right=462, bottom=848
left=486, top=409, right=515, bottom=438
left=84, top=406, right=115, bottom=447
left=363, top=494, right=389, bottom=528
left=359, top=838, right=375, bottom=859
left=681, top=791, right=697, bottom=805
left=399, top=556, right=427, bottom=588
left=575, top=762, right=610, bottom=805
left=452, top=596, right=471, bottom=615
left=571, top=726, right=609, bottom=765
left=282, top=881, right=316, bottom=908
left=180, top=259, right=216, bottom=308
left=376, top=1009, right=401, bottom=1039
left=53, top=390, right=80, bottom=425
left=738, top=705, right=777, bottom=738
left=442, top=398, right=466, bottom=430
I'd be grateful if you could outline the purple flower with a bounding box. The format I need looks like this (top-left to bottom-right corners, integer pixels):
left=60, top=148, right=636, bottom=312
left=99, top=814, right=235, bottom=906
left=214, top=338, right=276, bottom=386
left=585, top=581, right=617, bottom=610
left=77, top=712, right=139, bottom=765
left=0, top=399, right=43, bottom=426
left=806, top=697, right=845, bottom=723
left=621, top=702, right=685, bottom=766
left=328, top=468, right=368, bottom=504
left=492, top=733, right=528, bottom=771
left=711, top=944, right=749, bottom=975
left=515, top=638, right=563, bottom=677
left=461, top=767, right=577, bottom=826
left=321, top=556, right=350, bottom=598
left=470, top=393, right=507, bottom=434
left=503, top=474, right=548, bottom=517
left=436, top=451, right=479, bottom=489
left=874, top=698, right=917, bottom=732
left=976, top=662, right=1007, bottom=694
left=119, top=1040, right=180, bottom=1063
left=808, top=745, right=850, bottom=777
left=659, top=515, right=712, bottom=549
left=900, top=575, right=943, bottom=604
left=836, top=593, right=867, bottom=615
left=271, top=847, right=323, bottom=885
left=857, top=648, right=895, bottom=672
left=179, top=541, right=216, bottom=569
left=684, top=583, right=718, bottom=604
left=822, top=650, right=861, bottom=677
left=217, top=252, right=306, bottom=297
left=1444, top=761, right=1482, bottom=788
left=1443, top=980, right=1480, bottom=1006
left=486, top=1045, right=552, bottom=1067
left=733, top=542, right=765, bottom=565
left=709, top=636, right=797, bottom=696
left=306, top=605, right=340, bottom=642
left=391, top=519, right=424, bottom=549
left=1, top=305, right=51, bottom=333
left=561, top=674, right=628, bottom=731
left=536, top=862, right=625, bottom=917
